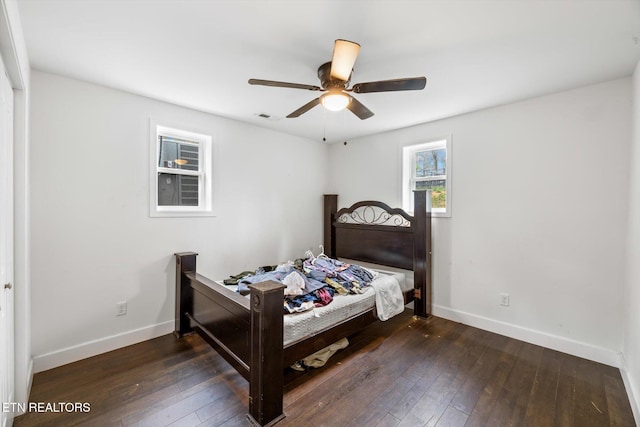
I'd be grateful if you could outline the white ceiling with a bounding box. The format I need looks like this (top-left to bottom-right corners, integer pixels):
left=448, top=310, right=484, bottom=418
left=17, top=0, right=640, bottom=143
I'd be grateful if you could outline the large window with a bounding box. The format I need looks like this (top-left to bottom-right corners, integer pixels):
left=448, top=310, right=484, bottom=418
left=150, top=120, right=214, bottom=217
left=402, top=136, right=451, bottom=217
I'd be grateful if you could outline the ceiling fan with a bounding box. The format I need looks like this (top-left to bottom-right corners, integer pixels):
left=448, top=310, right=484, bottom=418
left=248, top=39, right=426, bottom=120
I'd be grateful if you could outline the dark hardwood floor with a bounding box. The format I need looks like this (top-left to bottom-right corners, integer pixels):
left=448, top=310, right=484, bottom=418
left=13, top=311, right=636, bottom=427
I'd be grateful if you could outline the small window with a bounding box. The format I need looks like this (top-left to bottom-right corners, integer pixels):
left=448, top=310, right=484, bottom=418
left=402, top=136, right=451, bottom=217
left=150, top=120, right=214, bottom=217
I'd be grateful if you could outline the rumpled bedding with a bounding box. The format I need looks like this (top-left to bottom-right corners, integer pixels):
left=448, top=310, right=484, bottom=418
left=223, top=253, right=403, bottom=318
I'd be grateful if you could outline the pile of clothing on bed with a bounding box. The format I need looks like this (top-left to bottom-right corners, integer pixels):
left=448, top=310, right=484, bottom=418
left=223, top=252, right=377, bottom=314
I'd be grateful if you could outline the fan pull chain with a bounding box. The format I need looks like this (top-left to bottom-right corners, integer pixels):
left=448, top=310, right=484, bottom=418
left=322, top=106, right=327, bottom=142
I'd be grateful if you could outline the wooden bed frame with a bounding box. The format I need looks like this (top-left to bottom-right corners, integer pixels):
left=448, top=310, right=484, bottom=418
left=174, top=191, right=432, bottom=426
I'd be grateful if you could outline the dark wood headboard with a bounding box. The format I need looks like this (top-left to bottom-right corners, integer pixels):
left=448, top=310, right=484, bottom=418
left=323, top=191, right=432, bottom=317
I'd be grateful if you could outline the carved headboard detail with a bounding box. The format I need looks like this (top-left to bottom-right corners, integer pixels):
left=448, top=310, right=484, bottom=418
left=336, top=201, right=412, bottom=227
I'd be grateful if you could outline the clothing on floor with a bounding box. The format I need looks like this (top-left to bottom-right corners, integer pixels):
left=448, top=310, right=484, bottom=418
left=290, top=337, right=349, bottom=371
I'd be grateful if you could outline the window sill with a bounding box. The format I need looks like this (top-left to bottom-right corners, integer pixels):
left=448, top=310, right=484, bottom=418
left=408, top=211, right=451, bottom=219
left=150, top=210, right=217, bottom=218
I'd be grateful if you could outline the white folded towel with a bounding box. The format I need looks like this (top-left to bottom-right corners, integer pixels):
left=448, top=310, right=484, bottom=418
left=370, top=274, right=405, bottom=321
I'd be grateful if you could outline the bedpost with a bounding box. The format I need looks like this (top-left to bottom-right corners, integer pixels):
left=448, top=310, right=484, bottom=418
left=324, top=194, right=338, bottom=258
left=174, top=252, right=197, bottom=337
left=247, top=281, right=285, bottom=427
left=425, top=193, right=433, bottom=317
left=412, top=191, right=432, bottom=318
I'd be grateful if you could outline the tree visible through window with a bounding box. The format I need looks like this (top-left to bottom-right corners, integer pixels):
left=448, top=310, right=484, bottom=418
left=414, top=147, right=447, bottom=209
left=402, top=137, right=451, bottom=217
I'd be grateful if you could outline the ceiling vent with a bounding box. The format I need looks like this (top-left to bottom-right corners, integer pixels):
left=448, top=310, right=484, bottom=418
left=254, top=113, right=282, bottom=121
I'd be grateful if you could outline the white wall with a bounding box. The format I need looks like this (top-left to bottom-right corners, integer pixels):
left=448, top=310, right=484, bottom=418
left=29, top=71, right=328, bottom=371
left=622, top=61, right=640, bottom=422
left=329, top=78, right=631, bottom=366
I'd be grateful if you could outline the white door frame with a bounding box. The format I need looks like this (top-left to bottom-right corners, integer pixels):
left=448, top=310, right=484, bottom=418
left=0, top=0, right=32, bottom=421
left=0, top=51, right=15, bottom=427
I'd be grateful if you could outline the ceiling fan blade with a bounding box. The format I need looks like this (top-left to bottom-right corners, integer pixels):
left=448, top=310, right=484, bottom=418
left=330, top=39, right=361, bottom=82
left=347, top=95, right=374, bottom=120
left=351, top=77, right=427, bottom=93
left=286, top=97, right=321, bottom=118
left=248, top=79, right=322, bottom=91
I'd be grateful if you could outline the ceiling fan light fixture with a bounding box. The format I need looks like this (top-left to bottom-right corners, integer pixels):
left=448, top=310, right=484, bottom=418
left=331, top=39, right=361, bottom=81
left=321, top=91, right=350, bottom=112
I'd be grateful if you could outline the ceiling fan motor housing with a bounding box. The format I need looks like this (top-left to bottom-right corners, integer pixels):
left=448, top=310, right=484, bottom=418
left=318, top=62, right=350, bottom=90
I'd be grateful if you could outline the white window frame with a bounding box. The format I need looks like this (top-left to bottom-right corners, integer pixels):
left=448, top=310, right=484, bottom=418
left=401, top=135, right=452, bottom=218
left=149, top=119, right=215, bottom=217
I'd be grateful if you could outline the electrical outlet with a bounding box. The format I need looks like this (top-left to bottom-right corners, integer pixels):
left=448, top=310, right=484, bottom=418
left=117, top=301, right=127, bottom=316
left=500, top=293, right=510, bottom=307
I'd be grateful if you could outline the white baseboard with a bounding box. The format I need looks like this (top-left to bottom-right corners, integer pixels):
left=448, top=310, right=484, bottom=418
left=432, top=304, right=621, bottom=367
left=32, top=321, right=174, bottom=373
left=619, top=354, right=640, bottom=425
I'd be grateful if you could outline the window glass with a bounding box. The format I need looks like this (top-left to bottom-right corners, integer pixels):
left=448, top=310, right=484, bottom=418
left=157, top=173, right=199, bottom=206
left=402, top=137, right=451, bottom=217
left=415, top=148, right=446, bottom=177
left=158, top=136, right=199, bottom=172
left=415, top=180, right=446, bottom=209
left=150, top=120, right=214, bottom=217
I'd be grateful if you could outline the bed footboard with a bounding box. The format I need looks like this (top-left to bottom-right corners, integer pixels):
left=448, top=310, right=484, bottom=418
left=175, top=252, right=285, bottom=426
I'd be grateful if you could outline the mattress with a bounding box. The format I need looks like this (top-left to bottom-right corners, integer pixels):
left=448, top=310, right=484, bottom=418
left=283, top=270, right=407, bottom=346
left=216, top=269, right=408, bottom=346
